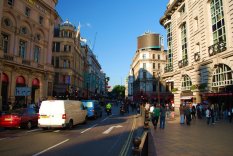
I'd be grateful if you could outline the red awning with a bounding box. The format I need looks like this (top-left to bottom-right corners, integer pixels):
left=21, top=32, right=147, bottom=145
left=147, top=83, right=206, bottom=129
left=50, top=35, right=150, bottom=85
left=32, top=78, right=40, bottom=86
left=16, top=76, right=25, bottom=85
left=1, top=73, right=9, bottom=83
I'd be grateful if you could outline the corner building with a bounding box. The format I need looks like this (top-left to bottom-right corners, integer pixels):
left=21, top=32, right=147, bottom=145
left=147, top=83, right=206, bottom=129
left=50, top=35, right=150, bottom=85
left=131, top=32, right=169, bottom=103
left=0, top=0, right=58, bottom=111
left=160, top=0, right=233, bottom=113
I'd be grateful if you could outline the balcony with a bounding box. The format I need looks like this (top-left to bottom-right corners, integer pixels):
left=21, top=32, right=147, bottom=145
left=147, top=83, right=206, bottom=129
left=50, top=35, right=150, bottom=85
left=3, top=53, right=14, bottom=61
left=208, top=41, right=226, bottom=56
left=194, top=52, right=200, bottom=62
left=164, top=65, right=173, bottom=73
left=22, top=59, right=31, bottom=66
left=178, top=59, right=188, bottom=68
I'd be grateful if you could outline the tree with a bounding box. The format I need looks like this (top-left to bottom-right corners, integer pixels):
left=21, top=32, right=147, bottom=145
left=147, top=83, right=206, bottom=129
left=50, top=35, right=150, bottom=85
left=111, top=85, right=125, bottom=100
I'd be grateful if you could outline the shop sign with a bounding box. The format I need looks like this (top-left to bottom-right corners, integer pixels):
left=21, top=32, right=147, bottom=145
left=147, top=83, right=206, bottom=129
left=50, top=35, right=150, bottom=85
left=15, top=87, right=31, bottom=96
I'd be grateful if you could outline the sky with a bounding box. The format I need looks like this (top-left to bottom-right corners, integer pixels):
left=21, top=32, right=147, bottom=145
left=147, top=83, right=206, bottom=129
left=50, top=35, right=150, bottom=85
left=56, top=0, right=169, bottom=88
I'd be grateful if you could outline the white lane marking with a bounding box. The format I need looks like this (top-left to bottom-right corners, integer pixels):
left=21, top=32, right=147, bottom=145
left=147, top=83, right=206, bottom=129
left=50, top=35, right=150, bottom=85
left=27, top=129, right=40, bottom=133
left=0, top=137, right=7, bottom=141
left=101, top=117, right=108, bottom=122
left=54, top=130, right=60, bottom=133
left=80, top=124, right=98, bottom=134
left=32, top=139, right=69, bottom=156
left=103, top=125, right=123, bottom=134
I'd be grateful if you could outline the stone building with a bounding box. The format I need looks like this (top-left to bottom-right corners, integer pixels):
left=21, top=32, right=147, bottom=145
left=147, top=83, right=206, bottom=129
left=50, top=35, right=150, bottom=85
left=130, top=32, right=169, bottom=103
left=52, top=20, right=85, bottom=99
left=0, top=0, right=58, bottom=111
left=160, top=0, right=233, bottom=112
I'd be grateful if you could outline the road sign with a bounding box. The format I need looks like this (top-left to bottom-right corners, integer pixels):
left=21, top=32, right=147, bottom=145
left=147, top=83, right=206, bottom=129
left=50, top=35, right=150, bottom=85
left=15, top=87, right=31, bottom=96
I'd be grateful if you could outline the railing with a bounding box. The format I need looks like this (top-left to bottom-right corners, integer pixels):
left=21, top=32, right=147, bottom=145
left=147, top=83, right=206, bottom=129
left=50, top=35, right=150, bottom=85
left=164, top=64, right=173, bottom=73
left=22, top=59, right=30, bottom=65
left=178, top=58, right=188, bottom=68
left=4, top=53, right=14, bottom=61
left=208, top=41, right=226, bottom=56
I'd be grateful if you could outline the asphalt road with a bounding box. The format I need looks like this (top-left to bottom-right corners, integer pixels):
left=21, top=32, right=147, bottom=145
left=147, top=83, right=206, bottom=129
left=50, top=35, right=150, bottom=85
left=0, top=105, right=143, bottom=156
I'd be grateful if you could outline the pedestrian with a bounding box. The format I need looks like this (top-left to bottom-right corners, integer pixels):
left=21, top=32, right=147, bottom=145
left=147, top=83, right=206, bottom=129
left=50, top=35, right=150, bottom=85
left=227, top=108, right=232, bottom=123
left=152, top=104, right=160, bottom=129
left=179, top=104, right=185, bottom=124
left=210, top=104, right=215, bottom=124
left=184, top=105, right=191, bottom=125
left=196, top=104, right=202, bottom=119
left=191, top=105, right=196, bottom=119
left=149, top=104, right=155, bottom=121
left=159, top=104, right=166, bottom=129
left=206, top=107, right=211, bottom=125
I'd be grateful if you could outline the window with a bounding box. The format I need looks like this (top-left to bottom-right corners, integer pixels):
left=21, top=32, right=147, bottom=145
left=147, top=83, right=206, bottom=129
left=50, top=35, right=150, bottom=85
left=143, top=71, right=147, bottom=79
left=153, top=54, right=155, bottom=59
left=142, top=54, right=146, bottom=59
left=210, top=0, right=226, bottom=44
left=25, top=7, right=31, bottom=17
left=181, top=23, right=188, bottom=60
left=34, top=46, right=40, bottom=63
left=158, top=54, right=160, bottom=60
left=212, top=64, right=232, bottom=87
left=153, top=63, right=155, bottom=69
left=19, top=40, right=27, bottom=58
left=167, top=23, right=173, bottom=68
left=153, top=72, right=156, bottom=78
left=64, top=45, right=71, bottom=52
left=158, top=63, right=160, bottom=70
left=39, top=16, right=43, bottom=25
left=52, top=57, right=54, bottom=66
left=8, top=0, right=14, bottom=6
left=194, top=16, right=198, bottom=31
left=54, top=72, right=59, bottom=82
left=54, top=27, right=60, bottom=37
left=143, top=63, right=146, bottom=69
left=3, top=18, right=11, bottom=27
left=55, top=57, right=59, bottom=68
left=196, top=43, right=200, bottom=52
left=181, top=75, right=192, bottom=91
left=21, top=27, right=27, bottom=34
left=53, top=42, right=60, bottom=52
left=2, top=33, right=9, bottom=53
left=63, top=60, right=70, bottom=68
left=153, top=83, right=156, bottom=92
left=179, top=5, right=185, bottom=16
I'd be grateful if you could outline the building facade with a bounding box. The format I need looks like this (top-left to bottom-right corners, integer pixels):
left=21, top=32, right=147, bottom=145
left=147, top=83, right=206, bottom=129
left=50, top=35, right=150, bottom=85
left=0, top=0, right=58, bottom=111
left=131, top=32, right=169, bottom=103
left=52, top=20, right=85, bottom=100
left=160, top=0, right=233, bottom=112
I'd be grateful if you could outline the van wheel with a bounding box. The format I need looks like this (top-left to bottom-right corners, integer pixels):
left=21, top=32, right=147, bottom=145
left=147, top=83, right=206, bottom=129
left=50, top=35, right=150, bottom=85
left=68, top=120, right=73, bottom=129
left=27, top=121, right=32, bottom=130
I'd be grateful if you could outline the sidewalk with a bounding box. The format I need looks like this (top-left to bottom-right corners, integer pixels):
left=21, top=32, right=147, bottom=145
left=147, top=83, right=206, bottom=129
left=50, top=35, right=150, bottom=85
left=148, top=117, right=233, bottom=156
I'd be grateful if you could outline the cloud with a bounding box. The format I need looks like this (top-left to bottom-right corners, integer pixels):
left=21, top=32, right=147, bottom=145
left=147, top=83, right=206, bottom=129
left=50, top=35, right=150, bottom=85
left=80, top=22, right=92, bottom=29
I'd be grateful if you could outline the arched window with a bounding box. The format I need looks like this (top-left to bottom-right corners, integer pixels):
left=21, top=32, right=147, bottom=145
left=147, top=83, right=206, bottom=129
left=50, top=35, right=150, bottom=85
left=212, top=64, right=232, bottom=87
left=181, top=75, right=192, bottom=91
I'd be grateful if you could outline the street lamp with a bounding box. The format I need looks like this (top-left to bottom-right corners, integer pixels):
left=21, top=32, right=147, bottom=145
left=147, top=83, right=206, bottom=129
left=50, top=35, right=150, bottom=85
left=158, top=71, right=160, bottom=105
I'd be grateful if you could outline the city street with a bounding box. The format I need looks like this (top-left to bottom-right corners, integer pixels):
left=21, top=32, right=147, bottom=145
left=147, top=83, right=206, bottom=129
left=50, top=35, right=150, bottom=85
left=0, top=105, right=143, bottom=156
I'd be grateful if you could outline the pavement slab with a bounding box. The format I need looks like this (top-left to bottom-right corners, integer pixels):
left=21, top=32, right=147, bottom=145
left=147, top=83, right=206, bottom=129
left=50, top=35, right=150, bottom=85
left=148, top=117, right=233, bottom=156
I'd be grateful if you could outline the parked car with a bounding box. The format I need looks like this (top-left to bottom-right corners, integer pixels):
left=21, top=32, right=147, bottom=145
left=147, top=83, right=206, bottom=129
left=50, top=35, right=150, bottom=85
left=0, top=108, right=39, bottom=129
left=38, top=100, right=87, bottom=129
left=81, top=100, right=103, bottom=118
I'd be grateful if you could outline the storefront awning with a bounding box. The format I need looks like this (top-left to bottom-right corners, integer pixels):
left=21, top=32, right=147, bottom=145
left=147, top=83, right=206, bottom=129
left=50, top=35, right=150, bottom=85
left=180, top=96, right=193, bottom=100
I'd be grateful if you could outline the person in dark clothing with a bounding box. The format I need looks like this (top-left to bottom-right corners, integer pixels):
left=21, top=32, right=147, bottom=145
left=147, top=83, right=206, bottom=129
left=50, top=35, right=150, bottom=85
left=191, top=105, right=196, bottom=119
left=160, top=105, right=166, bottom=129
left=184, top=105, right=191, bottom=125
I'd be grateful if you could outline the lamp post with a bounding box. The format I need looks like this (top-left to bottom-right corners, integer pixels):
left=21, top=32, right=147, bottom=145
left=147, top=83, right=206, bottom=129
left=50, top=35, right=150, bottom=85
left=158, top=71, right=160, bottom=105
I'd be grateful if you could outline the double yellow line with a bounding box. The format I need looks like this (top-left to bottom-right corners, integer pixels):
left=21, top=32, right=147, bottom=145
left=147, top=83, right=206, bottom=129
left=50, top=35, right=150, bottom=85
left=119, top=115, right=136, bottom=156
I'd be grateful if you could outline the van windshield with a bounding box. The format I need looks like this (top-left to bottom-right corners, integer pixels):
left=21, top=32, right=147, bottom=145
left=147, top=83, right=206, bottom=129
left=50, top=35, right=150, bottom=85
left=86, top=102, right=93, bottom=108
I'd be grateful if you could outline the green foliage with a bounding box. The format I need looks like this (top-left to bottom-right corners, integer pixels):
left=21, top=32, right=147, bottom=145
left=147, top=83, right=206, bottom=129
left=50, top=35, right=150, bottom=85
left=111, top=85, right=125, bottom=99
left=171, top=88, right=178, bottom=92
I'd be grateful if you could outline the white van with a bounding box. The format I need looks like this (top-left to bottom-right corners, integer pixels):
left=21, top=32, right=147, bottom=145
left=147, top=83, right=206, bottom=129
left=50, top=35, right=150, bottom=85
left=38, top=100, right=87, bottom=129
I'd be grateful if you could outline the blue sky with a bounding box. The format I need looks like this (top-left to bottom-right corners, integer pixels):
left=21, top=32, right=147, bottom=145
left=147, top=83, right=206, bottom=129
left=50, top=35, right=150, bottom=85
left=56, top=0, right=168, bottom=88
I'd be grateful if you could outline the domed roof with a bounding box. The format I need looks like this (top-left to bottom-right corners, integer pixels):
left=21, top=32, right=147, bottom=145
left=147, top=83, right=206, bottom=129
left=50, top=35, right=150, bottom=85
left=61, top=19, right=74, bottom=27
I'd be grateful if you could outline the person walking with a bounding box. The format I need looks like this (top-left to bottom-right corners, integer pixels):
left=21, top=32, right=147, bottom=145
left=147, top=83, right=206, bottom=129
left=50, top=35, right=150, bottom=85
left=184, top=105, right=191, bottom=125
left=191, top=105, right=196, bottom=119
left=179, top=104, right=185, bottom=124
left=206, top=107, right=211, bottom=125
left=152, top=104, right=160, bottom=129
left=159, top=104, right=166, bottom=129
